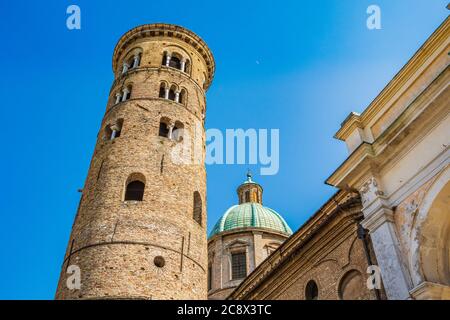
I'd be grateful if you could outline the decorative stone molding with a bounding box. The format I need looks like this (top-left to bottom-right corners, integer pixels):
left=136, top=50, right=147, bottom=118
left=410, top=281, right=450, bottom=300
left=361, top=206, right=394, bottom=233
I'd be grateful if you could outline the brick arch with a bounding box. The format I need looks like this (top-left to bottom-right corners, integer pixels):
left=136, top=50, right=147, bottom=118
left=337, top=269, right=365, bottom=300
left=124, top=172, right=146, bottom=201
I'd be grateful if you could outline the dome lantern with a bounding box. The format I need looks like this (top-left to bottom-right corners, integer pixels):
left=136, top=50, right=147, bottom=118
left=237, top=171, right=263, bottom=205
left=209, top=172, right=292, bottom=238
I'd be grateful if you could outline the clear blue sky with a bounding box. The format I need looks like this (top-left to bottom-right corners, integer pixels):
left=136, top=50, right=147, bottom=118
left=0, top=0, right=447, bottom=299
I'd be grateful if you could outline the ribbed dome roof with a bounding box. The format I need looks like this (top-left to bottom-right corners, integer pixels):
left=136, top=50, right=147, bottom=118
left=209, top=203, right=292, bottom=238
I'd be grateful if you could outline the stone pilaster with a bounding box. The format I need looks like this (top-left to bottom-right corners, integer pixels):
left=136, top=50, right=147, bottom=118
left=360, top=176, right=412, bottom=299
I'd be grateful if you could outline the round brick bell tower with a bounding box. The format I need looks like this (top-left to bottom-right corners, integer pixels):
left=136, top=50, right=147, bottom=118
left=55, top=24, right=215, bottom=300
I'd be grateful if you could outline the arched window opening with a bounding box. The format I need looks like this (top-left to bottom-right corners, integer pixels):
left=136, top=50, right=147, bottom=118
left=172, top=121, right=184, bottom=142
left=179, top=89, right=187, bottom=105
left=113, top=119, right=124, bottom=139
left=193, top=191, right=202, bottom=225
left=125, top=180, right=145, bottom=201
left=127, top=52, right=141, bottom=69
left=184, top=60, right=191, bottom=73
left=338, top=270, right=365, bottom=300
left=126, top=86, right=132, bottom=100
left=231, top=252, right=247, bottom=280
left=162, top=52, right=168, bottom=66
left=122, top=86, right=132, bottom=102
left=168, top=86, right=176, bottom=101
left=159, top=120, right=170, bottom=138
left=159, top=83, right=166, bottom=98
left=127, top=56, right=135, bottom=69
left=305, top=280, right=319, bottom=300
left=136, top=53, right=142, bottom=67
left=169, top=56, right=181, bottom=70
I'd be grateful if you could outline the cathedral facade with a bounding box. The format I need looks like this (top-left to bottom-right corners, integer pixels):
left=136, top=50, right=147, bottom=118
left=326, top=16, right=450, bottom=300
left=230, top=16, right=450, bottom=300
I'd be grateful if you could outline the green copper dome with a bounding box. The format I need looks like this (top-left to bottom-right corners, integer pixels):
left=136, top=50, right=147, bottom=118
left=209, top=203, right=293, bottom=238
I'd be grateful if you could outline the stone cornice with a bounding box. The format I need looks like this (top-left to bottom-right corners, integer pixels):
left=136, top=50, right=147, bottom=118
left=112, top=23, right=215, bottom=90
left=335, top=16, right=450, bottom=141
left=110, top=66, right=207, bottom=97
left=207, top=227, right=289, bottom=245
left=325, top=142, right=375, bottom=188
left=334, top=112, right=363, bottom=141
left=326, top=66, right=449, bottom=190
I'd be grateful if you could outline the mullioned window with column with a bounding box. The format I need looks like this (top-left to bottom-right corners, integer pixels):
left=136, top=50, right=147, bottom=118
left=162, top=50, right=191, bottom=74
left=158, top=82, right=187, bottom=105
left=120, top=48, right=143, bottom=75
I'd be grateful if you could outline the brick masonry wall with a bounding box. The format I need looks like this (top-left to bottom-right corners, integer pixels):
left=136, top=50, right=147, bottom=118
left=229, top=195, right=384, bottom=300
left=55, top=25, right=213, bottom=300
left=208, top=230, right=288, bottom=300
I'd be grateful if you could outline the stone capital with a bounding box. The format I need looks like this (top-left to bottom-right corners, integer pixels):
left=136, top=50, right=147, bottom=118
left=359, top=176, right=385, bottom=208
left=361, top=206, right=394, bottom=233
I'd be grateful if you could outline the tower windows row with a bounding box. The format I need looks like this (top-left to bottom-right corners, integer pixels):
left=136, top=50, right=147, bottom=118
left=162, top=51, right=191, bottom=74
left=113, top=85, right=133, bottom=105
left=119, top=49, right=192, bottom=75
left=102, top=117, right=187, bottom=142
left=159, top=82, right=187, bottom=105
left=110, top=82, right=189, bottom=108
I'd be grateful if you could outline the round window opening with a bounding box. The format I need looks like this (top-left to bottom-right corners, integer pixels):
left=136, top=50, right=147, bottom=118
left=154, top=256, right=165, bottom=268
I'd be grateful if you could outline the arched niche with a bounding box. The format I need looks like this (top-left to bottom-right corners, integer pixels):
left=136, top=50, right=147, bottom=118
left=410, top=166, right=450, bottom=289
